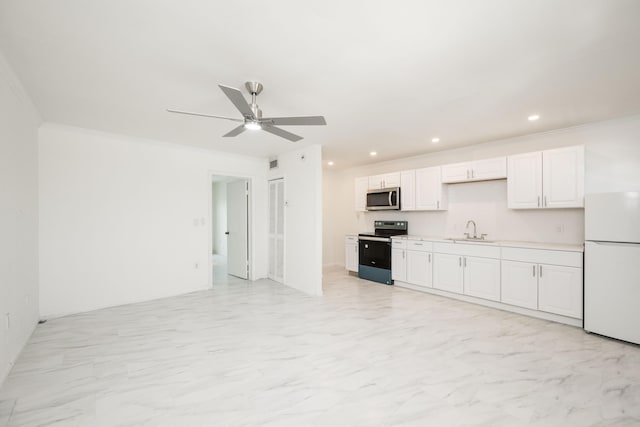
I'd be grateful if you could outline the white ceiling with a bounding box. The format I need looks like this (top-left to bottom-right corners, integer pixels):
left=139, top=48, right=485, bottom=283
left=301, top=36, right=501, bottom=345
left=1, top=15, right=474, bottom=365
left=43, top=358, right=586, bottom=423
left=1, top=1, right=640, bottom=169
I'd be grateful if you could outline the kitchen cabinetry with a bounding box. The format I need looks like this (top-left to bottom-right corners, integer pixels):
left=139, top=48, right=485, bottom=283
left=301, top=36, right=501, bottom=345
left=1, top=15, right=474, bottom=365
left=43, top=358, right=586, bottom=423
left=354, top=177, right=368, bottom=212
left=415, top=166, right=447, bottom=210
left=501, top=246, right=583, bottom=319
left=441, top=157, right=507, bottom=183
left=391, top=239, right=407, bottom=282
left=507, top=145, right=584, bottom=209
left=400, top=170, right=415, bottom=211
left=432, top=242, right=501, bottom=301
left=368, top=173, right=400, bottom=190
left=345, top=235, right=359, bottom=272
left=405, top=240, right=433, bottom=288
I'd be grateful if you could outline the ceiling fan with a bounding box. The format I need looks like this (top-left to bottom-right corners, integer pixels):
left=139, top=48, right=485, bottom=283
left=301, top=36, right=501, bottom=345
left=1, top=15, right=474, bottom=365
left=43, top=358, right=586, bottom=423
left=167, top=81, right=326, bottom=142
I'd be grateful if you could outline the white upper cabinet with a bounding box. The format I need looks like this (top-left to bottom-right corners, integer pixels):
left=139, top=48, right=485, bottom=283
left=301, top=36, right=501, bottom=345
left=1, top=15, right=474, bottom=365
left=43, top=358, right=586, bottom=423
left=542, top=146, right=585, bottom=208
left=400, top=170, right=415, bottom=211
left=507, top=151, right=543, bottom=209
left=508, top=145, right=584, bottom=209
left=415, top=166, right=447, bottom=211
left=354, top=176, right=369, bottom=212
left=441, top=157, right=507, bottom=183
left=368, top=172, right=400, bottom=189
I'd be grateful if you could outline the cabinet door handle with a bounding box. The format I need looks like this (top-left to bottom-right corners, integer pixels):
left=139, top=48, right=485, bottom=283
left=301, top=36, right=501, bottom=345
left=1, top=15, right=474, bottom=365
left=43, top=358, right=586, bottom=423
left=537, top=196, right=540, bottom=207
left=463, top=257, right=467, bottom=267
left=437, top=200, right=440, bottom=209
left=459, top=257, right=462, bottom=267
left=471, top=169, right=474, bottom=179
left=466, top=170, right=470, bottom=179
left=533, top=265, right=536, bottom=277
left=544, top=196, right=547, bottom=207
left=428, top=253, right=431, bottom=263
left=539, top=265, right=542, bottom=277
left=414, top=243, right=423, bottom=246
left=402, top=250, right=405, bottom=259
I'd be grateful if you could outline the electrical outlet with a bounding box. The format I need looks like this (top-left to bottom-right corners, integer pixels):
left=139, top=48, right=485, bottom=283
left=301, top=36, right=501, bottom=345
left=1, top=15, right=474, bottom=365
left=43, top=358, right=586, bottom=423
left=195, top=263, right=199, bottom=269
left=555, top=224, right=565, bottom=233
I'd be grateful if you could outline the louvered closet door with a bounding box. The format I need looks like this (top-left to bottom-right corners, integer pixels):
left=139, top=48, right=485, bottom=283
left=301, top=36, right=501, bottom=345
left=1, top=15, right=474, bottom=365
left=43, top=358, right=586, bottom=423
left=269, top=179, right=285, bottom=283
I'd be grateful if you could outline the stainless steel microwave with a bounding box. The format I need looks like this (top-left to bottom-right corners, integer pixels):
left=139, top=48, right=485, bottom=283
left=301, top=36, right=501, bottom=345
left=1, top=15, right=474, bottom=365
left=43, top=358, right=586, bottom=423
left=366, top=187, right=400, bottom=210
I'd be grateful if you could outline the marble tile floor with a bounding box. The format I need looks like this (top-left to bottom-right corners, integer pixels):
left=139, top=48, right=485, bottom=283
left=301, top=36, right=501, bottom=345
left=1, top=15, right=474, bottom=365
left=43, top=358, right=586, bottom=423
left=1, top=267, right=640, bottom=426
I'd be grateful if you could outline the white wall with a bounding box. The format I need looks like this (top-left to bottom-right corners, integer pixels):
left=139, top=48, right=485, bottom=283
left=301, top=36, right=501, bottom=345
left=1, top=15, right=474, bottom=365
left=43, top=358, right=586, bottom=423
left=269, top=145, right=323, bottom=296
left=39, top=124, right=269, bottom=318
left=0, top=52, right=41, bottom=384
left=324, top=114, right=640, bottom=266
left=211, top=181, right=227, bottom=256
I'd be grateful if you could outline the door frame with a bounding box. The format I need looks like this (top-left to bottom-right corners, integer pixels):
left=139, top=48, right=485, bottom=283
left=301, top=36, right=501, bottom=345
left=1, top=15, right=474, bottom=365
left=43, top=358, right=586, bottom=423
left=208, top=171, right=254, bottom=286
left=268, top=177, right=286, bottom=284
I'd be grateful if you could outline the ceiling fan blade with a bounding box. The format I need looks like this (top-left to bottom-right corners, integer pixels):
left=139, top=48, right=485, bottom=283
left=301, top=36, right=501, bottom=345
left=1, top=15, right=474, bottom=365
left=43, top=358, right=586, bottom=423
left=222, top=125, right=247, bottom=137
left=167, top=109, right=243, bottom=122
left=262, top=125, right=303, bottom=142
left=262, top=116, right=327, bottom=126
left=218, top=84, right=255, bottom=119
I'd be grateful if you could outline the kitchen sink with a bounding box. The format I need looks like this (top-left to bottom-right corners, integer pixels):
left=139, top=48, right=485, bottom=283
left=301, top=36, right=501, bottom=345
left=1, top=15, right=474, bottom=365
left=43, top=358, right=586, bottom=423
left=444, top=237, right=496, bottom=243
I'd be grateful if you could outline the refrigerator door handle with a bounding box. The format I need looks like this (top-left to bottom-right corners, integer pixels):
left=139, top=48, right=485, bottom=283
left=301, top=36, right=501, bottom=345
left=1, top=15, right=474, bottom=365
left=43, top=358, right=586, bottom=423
left=588, top=240, right=640, bottom=247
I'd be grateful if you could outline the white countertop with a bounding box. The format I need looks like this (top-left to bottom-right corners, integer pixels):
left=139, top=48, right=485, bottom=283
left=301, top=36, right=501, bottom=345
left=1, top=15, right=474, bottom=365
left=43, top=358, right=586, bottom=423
left=391, top=235, right=584, bottom=252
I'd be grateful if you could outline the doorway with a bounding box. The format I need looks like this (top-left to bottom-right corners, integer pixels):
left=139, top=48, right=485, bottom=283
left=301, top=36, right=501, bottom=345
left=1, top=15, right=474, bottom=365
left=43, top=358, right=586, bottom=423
left=211, top=175, right=250, bottom=285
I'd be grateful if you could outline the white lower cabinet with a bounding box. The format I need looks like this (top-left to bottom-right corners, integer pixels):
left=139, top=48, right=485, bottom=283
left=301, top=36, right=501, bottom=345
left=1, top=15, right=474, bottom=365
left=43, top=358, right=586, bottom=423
left=406, top=241, right=433, bottom=287
left=501, top=260, right=538, bottom=310
left=463, top=256, right=501, bottom=301
left=501, top=246, right=583, bottom=319
left=391, top=239, right=407, bottom=282
left=433, top=253, right=464, bottom=293
left=345, top=235, right=359, bottom=272
left=538, top=264, right=583, bottom=319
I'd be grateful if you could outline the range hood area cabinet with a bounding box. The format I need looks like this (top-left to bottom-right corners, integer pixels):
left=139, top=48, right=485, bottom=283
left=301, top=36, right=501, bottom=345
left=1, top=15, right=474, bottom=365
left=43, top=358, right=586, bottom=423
left=441, top=157, right=507, bottom=183
left=401, top=167, right=447, bottom=211
left=507, top=145, right=584, bottom=209
left=368, top=172, right=400, bottom=190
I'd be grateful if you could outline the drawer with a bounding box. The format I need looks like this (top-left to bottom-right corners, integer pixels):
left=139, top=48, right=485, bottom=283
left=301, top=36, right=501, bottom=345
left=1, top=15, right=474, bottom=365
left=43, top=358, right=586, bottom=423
left=392, top=239, right=407, bottom=249
left=345, top=235, right=358, bottom=244
left=406, top=240, right=433, bottom=252
left=501, top=247, right=583, bottom=268
left=433, top=242, right=500, bottom=259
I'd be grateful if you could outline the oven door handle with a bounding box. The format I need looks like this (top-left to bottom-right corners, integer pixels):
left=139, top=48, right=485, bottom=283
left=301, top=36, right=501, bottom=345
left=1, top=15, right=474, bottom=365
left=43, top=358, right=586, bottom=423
left=359, top=236, right=391, bottom=242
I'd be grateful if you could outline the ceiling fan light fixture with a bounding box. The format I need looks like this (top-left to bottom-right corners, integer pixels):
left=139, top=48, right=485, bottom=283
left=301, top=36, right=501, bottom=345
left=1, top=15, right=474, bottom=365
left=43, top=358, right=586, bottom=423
left=244, top=121, right=261, bottom=130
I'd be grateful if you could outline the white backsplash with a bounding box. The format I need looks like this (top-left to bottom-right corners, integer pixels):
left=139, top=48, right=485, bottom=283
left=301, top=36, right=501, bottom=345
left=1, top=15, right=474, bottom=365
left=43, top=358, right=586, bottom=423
left=355, top=180, right=584, bottom=244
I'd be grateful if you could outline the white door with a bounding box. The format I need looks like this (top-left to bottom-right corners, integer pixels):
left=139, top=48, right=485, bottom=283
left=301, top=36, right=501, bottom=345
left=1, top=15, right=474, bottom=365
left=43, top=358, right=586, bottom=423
left=415, top=166, right=443, bottom=210
left=345, top=236, right=358, bottom=272
left=501, top=260, right=538, bottom=310
left=406, top=250, right=432, bottom=287
left=441, top=162, right=471, bottom=183
left=472, top=157, right=507, bottom=181
left=433, top=253, right=463, bottom=293
left=400, top=170, right=415, bottom=211
left=268, top=179, right=285, bottom=283
left=391, top=248, right=406, bottom=282
left=507, top=151, right=542, bottom=209
left=463, top=256, right=501, bottom=301
left=538, top=263, right=583, bottom=319
left=542, top=146, right=584, bottom=208
left=227, top=179, right=249, bottom=279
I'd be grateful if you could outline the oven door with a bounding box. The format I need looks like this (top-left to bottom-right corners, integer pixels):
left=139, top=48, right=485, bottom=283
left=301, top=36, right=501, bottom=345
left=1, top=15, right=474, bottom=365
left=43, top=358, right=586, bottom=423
left=359, top=237, right=391, bottom=269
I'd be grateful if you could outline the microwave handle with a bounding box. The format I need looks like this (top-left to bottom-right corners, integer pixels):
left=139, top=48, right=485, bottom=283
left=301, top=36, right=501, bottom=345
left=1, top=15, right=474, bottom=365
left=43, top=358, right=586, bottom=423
left=388, top=192, right=392, bottom=206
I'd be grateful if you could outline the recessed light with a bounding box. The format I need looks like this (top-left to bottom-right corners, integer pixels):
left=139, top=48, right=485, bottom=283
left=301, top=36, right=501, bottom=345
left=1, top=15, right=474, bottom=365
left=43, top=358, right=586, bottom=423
left=327, top=161, right=334, bottom=166
left=370, top=151, right=377, bottom=156
left=432, top=137, right=440, bottom=143
left=528, top=114, right=540, bottom=121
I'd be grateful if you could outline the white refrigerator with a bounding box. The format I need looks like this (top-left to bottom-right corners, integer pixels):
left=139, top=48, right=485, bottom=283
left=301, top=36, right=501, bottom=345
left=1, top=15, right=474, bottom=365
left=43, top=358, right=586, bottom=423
left=584, top=192, right=640, bottom=345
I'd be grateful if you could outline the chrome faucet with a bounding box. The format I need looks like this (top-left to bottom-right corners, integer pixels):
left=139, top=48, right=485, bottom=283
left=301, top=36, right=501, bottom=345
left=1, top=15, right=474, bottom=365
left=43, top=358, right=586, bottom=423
left=465, top=220, right=477, bottom=239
